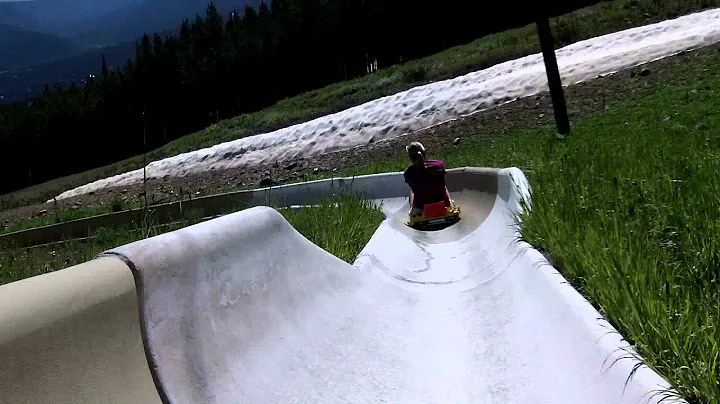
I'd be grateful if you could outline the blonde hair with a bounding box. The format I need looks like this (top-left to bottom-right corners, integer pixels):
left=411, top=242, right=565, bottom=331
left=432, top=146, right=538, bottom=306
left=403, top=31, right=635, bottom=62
left=406, top=141, right=426, bottom=164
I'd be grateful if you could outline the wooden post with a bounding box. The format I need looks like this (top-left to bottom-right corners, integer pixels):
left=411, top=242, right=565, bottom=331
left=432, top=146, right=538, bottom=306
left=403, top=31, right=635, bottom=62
left=536, top=15, right=570, bottom=135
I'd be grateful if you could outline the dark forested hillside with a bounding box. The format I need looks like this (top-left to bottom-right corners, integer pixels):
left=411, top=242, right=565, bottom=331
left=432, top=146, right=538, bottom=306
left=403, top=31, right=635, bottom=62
left=0, top=0, right=604, bottom=195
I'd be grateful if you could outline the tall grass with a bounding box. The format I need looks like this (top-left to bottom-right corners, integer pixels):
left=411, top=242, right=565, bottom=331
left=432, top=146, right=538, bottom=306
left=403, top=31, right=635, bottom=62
left=0, top=195, right=384, bottom=285
left=0, top=217, right=202, bottom=285
left=2, top=0, right=716, bottom=211
left=0, top=197, right=143, bottom=235
left=514, top=82, right=720, bottom=403
left=279, top=194, right=385, bottom=263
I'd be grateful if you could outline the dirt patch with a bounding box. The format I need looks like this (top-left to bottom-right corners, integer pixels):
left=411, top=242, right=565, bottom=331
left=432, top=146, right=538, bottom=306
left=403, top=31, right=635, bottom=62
left=1, top=44, right=717, bottom=227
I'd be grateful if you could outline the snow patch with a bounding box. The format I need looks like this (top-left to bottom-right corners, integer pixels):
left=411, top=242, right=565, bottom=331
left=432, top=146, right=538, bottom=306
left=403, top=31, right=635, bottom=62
left=53, top=9, right=720, bottom=201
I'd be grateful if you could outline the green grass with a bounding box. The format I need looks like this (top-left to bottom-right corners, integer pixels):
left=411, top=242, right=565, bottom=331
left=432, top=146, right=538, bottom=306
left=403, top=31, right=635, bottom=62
left=279, top=195, right=385, bottom=263
left=0, top=194, right=384, bottom=285
left=0, top=211, right=205, bottom=285
left=2, top=0, right=716, bottom=211
left=513, top=89, right=720, bottom=402
left=0, top=197, right=144, bottom=235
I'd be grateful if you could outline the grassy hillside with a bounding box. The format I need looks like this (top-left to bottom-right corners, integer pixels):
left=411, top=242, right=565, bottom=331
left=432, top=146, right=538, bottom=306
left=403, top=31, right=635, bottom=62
left=2, top=0, right=717, bottom=211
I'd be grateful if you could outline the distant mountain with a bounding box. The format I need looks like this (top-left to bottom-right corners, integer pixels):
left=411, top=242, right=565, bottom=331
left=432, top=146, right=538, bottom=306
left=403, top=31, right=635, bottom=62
left=69, top=0, right=260, bottom=47
left=2, top=0, right=260, bottom=47
left=0, top=39, right=135, bottom=104
left=0, top=24, right=78, bottom=70
left=0, top=3, right=37, bottom=31
left=0, top=0, right=145, bottom=35
left=0, top=0, right=261, bottom=103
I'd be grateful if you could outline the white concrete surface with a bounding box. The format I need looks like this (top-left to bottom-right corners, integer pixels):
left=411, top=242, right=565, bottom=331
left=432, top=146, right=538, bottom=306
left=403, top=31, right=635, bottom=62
left=103, top=168, right=684, bottom=403
left=0, top=257, right=162, bottom=404
left=53, top=8, right=720, bottom=201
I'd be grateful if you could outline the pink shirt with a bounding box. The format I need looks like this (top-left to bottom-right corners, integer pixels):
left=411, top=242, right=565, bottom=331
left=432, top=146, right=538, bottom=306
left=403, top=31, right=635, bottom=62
left=404, top=160, right=449, bottom=208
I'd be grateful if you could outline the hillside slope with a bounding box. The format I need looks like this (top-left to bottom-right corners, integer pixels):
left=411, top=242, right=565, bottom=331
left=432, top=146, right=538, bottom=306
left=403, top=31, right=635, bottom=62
left=1, top=0, right=718, bottom=209
left=0, top=0, right=144, bottom=36
left=0, top=25, right=77, bottom=70
left=0, top=40, right=135, bottom=104
left=68, top=0, right=260, bottom=48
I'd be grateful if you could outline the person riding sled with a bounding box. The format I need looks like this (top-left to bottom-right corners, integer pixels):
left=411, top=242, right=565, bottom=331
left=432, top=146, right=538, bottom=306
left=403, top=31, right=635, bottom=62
left=403, top=141, right=452, bottom=218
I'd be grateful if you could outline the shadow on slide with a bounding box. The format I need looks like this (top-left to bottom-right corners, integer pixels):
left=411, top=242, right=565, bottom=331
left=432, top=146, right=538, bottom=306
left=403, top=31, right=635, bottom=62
left=0, top=168, right=683, bottom=403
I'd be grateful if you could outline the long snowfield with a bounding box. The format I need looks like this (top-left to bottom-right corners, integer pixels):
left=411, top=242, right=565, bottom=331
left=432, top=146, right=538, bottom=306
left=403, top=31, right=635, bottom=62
left=54, top=9, right=720, bottom=201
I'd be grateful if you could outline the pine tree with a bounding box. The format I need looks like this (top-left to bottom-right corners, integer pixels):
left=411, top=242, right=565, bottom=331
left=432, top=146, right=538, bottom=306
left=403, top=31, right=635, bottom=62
left=101, top=54, right=109, bottom=78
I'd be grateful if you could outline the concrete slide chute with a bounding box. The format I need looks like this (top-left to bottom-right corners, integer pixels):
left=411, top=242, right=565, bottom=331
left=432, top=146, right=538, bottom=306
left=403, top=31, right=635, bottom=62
left=0, top=168, right=682, bottom=403
left=0, top=257, right=161, bottom=404
left=101, top=168, right=679, bottom=403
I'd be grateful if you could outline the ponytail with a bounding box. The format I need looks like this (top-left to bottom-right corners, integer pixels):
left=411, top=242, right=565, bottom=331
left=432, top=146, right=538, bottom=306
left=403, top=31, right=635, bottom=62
left=415, top=151, right=426, bottom=173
